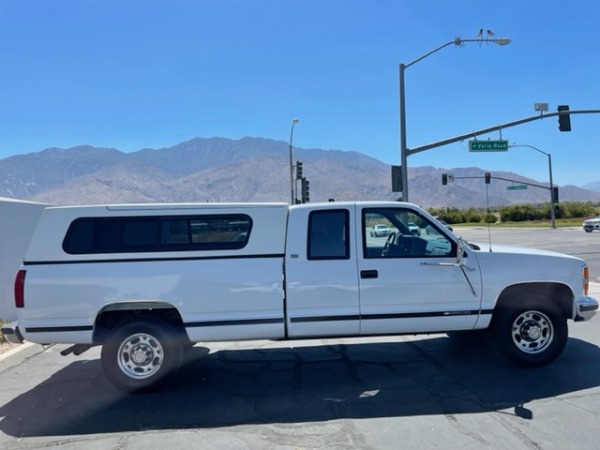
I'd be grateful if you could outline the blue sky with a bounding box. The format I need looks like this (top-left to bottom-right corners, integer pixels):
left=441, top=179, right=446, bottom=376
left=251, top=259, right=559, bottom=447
left=0, top=0, right=598, bottom=186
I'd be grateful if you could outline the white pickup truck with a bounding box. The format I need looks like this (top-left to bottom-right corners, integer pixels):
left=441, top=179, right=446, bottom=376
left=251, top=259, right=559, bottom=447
left=3, top=201, right=597, bottom=392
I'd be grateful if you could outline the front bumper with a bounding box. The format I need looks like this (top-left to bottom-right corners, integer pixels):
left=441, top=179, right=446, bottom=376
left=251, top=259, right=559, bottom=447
left=1, top=321, right=24, bottom=344
left=575, top=296, right=599, bottom=321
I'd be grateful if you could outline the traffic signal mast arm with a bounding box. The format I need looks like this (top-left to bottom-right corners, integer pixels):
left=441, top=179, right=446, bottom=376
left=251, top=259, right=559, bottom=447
left=484, top=175, right=551, bottom=191
left=445, top=174, right=552, bottom=191
left=408, top=109, right=600, bottom=156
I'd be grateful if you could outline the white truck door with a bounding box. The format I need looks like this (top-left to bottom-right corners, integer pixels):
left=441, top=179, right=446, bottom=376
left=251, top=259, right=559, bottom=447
left=357, top=205, right=483, bottom=335
left=285, top=206, right=360, bottom=337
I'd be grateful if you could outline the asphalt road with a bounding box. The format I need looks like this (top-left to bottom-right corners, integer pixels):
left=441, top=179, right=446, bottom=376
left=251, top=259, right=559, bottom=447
left=1, top=326, right=599, bottom=449
left=0, top=227, right=598, bottom=449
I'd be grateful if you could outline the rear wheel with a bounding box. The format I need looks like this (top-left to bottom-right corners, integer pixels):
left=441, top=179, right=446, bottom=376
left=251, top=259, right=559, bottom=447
left=101, top=318, right=183, bottom=392
left=493, top=299, right=567, bottom=367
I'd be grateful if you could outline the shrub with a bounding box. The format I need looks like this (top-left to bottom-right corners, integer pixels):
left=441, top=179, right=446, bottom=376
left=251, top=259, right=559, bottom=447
left=484, top=213, right=497, bottom=224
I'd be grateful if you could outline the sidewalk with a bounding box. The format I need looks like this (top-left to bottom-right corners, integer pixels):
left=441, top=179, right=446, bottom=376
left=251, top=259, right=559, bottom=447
left=0, top=342, right=47, bottom=372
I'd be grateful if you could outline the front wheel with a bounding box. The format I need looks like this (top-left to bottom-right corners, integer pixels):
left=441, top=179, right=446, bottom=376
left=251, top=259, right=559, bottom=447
left=492, top=301, right=567, bottom=367
left=101, top=318, right=184, bottom=392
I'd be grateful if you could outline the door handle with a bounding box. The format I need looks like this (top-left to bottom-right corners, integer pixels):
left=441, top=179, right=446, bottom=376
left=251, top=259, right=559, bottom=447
left=360, top=270, right=378, bottom=279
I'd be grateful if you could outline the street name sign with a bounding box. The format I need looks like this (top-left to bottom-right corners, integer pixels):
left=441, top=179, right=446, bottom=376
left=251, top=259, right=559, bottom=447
left=507, top=184, right=527, bottom=190
left=469, top=140, right=509, bottom=152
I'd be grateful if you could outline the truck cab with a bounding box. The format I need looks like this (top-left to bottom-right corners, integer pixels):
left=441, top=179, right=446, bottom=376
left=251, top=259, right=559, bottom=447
left=284, top=202, right=481, bottom=338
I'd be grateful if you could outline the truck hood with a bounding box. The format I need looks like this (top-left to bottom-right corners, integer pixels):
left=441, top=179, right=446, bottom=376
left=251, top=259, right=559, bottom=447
left=469, top=242, right=583, bottom=262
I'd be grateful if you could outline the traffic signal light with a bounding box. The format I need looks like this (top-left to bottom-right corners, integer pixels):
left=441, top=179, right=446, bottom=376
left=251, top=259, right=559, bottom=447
left=296, top=161, right=303, bottom=179
left=301, top=177, right=310, bottom=203
left=485, top=172, right=491, bottom=184
left=391, top=165, right=402, bottom=192
left=552, top=186, right=559, bottom=203
left=442, top=174, right=448, bottom=185
left=558, top=105, right=571, bottom=132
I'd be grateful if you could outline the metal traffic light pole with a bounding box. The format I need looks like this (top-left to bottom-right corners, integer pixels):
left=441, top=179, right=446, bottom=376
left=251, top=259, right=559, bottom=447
left=399, top=35, right=512, bottom=202
left=509, top=144, right=556, bottom=229
left=408, top=109, right=600, bottom=156
left=288, top=118, right=299, bottom=204
left=401, top=109, right=600, bottom=204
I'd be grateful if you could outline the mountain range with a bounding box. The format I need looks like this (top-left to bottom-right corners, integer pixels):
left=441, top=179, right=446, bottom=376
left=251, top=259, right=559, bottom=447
left=1, top=136, right=599, bottom=209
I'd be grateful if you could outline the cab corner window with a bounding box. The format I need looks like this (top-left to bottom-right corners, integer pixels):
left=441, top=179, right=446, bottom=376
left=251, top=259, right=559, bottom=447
left=308, top=210, right=349, bottom=260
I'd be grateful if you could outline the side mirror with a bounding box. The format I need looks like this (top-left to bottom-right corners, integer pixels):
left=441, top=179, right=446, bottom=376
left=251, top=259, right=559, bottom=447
left=456, top=237, right=466, bottom=265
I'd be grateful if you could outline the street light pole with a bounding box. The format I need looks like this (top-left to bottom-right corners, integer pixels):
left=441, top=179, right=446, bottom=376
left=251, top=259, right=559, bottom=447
left=510, top=144, right=556, bottom=229
left=399, top=36, right=511, bottom=202
left=289, top=118, right=299, bottom=204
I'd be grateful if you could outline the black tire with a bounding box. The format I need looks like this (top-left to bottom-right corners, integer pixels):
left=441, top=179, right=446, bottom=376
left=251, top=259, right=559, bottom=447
left=101, top=318, right=184, bottom=393
left=492, top=299, right=567, bottom=367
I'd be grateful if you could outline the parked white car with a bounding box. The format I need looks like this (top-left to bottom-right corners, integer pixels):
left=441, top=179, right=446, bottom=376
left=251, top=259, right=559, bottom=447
left=370, top=224, right=391, bottom=237
left=583, top=215, right=600, bottom=232
left=408, top=222, right=420, bottom=235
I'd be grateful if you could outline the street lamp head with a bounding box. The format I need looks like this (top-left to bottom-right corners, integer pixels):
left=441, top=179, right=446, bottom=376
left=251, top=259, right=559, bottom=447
left=493, top=38, right=511, bottom=46
left=292, top=118, right=299, bottom=124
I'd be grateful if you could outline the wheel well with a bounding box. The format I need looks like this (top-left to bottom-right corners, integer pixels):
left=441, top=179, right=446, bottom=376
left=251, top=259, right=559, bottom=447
left=93, top=303, right=188, bottom=344
left=494, top=282, right=573, bottom=319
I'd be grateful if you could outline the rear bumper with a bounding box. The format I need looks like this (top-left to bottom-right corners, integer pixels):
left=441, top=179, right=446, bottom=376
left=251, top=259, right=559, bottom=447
left=1, top=322, right=24, bottom=344
left=575, top=296, right=599, bottom=321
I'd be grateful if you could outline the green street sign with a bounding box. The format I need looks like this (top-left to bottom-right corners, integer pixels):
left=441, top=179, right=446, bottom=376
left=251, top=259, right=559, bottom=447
left=469, top=140, right=509, bottom=152
left=507, top=184, right=527, bottom=190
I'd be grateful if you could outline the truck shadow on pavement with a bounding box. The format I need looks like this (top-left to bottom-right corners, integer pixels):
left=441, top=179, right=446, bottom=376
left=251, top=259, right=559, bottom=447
left=1, top=334, right=599, bottom=437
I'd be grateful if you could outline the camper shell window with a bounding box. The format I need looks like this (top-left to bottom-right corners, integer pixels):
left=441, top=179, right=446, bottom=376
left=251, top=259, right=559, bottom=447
left=63, top=215, right=252, bottom=254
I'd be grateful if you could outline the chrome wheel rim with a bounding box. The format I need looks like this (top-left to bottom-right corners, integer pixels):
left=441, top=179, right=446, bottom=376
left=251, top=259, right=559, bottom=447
left=511, top=311, right=554, bottom=354
left=117, top=333, right=164, bottom=379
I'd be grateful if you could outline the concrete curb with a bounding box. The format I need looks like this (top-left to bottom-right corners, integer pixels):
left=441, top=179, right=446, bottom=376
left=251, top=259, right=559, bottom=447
left=0, top=342, right=47, bottom=372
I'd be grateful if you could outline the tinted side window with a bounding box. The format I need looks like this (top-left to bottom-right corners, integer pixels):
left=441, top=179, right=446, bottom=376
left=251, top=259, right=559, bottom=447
left=63, top=215, right=252, bottom=254
left=162, top=219, right=189, bottom=244
left=123, top=220, right=160, bottom=247
left=307, top=209, right=349, bottom=260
